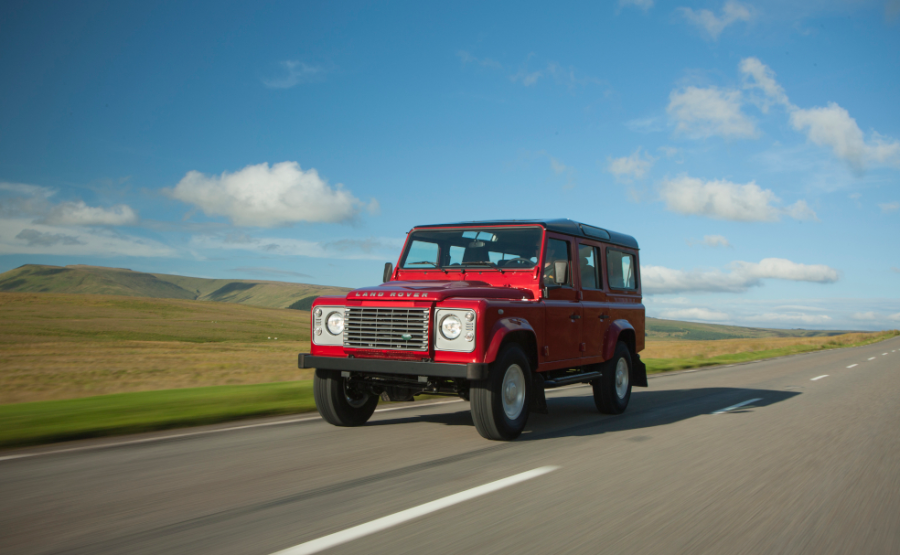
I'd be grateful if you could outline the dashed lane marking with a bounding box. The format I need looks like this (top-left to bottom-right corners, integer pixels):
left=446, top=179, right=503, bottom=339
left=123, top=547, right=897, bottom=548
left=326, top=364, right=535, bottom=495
left=811, top=375, right=828, bottom=381
left=269, top=466, right=560, bottom=555
left=712, top=398, right=762, bottom=415
left=868, top=357, right=877, bottom=361
left=847, top=364, right=858, bottom=368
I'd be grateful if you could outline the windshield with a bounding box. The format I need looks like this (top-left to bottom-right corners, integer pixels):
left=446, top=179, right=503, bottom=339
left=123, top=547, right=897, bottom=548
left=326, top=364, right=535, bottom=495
left=400, top=226, right=542, bottom=270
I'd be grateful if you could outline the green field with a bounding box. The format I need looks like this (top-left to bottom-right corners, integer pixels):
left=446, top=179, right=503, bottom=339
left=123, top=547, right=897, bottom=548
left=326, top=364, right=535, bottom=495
left=0, top=264, right=350, bottom=309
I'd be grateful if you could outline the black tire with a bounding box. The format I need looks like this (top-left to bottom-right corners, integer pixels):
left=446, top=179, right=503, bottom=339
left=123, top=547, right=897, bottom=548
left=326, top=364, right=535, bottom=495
left=471, top=345, right=532, bottom=440
left=593, top=342, right=633, bottom=415
left=314, top=369, right=379, bottom=426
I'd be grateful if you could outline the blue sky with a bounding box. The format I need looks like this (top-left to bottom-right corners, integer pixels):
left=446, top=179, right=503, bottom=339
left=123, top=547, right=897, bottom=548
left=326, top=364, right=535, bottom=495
left=1, top=0, right=898, bottom=330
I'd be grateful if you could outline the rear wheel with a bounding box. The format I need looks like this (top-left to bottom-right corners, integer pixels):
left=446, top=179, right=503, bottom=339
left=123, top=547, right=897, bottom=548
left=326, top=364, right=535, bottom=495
left=314, top=369, right=379, bottom=426
left=593, top=342, right=632, bottom=415
left=471, top=345, right=531, bottom=440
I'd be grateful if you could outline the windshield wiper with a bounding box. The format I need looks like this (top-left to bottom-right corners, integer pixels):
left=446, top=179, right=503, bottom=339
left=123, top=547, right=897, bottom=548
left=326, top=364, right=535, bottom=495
left=460, top=261, right=503, bottom=273
left=407, top=261, right=438, bottom=267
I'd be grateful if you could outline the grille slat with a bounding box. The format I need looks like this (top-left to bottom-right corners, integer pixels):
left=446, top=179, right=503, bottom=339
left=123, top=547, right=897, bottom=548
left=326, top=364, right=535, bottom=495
left=344, top=307, right=430, bottom=351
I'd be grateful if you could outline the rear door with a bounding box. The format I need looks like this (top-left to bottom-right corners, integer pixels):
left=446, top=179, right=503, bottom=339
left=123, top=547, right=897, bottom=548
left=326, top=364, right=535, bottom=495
left=541, top=233, right=582, bottom=363
left=576, top=239, right=610, bottom=359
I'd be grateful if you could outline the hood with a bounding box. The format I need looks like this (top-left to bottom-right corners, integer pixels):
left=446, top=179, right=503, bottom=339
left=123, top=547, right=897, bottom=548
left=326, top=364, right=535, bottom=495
left=347, top=280, right=535, bottom=302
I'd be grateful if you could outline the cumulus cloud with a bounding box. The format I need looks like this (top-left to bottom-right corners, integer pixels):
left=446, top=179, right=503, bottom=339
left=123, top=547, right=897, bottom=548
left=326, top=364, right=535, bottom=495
left=15, top=229, right=84, bottom=247
left=607, top=147, right=654, bottom=181
left=702, top=235, right=731, bottom=247
left=457, top=51, right=503, bottom=70
left=890, top=312, right=900, bottom=322
left=39, top=201, right=138, bottom=226
left=192, top=233, right=403, bottom=260
left=619, top=0, right=654, bottom=12
left=642, top=258, right=839, bottom=295
left=668, top=86, right=757, bottom=139
left=263, top=61, right=323, bottom=89
left=659, top=307, right=729, bottom=321
left=170, top=162, right=376, bottom=227
left=739, top=57, right=900, bottom=173
left=852, top=311, right=878, bottom=321
left=678, top=0, right=754, bottom=40
left=659, top=175, right=817, bottom=222
left=880, top=202, right=900, bottom=213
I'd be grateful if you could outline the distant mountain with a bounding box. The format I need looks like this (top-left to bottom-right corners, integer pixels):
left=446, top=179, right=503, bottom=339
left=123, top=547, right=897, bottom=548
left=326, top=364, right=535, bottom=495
left=646, top=317, right=855, bottom=340
left=0, top=264, right=350, bottom=309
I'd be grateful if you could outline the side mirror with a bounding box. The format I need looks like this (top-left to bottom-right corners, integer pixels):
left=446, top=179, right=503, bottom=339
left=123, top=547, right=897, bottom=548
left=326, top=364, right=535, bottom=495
left=383, top=262, right=393, bottom=283
left=553, top=261, right=568, bottom=285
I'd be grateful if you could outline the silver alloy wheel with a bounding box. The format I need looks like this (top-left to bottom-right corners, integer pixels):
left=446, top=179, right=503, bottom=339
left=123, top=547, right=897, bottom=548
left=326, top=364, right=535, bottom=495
left=501, top=364, right=526, bottom=420
left=615, top=357, right=629, bottom=399
left=343, top=380, right=369, bottom=408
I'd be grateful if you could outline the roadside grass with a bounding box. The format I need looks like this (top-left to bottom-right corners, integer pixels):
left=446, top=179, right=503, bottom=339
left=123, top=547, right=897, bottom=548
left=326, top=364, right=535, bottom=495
left=643, top=330, right=900, bottom=374
left=0, top=381, right=316, bottom=449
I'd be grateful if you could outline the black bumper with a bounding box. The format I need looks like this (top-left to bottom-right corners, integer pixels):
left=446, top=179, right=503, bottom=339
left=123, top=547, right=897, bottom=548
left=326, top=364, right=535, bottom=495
left=298, top=354, right=489, bottom=381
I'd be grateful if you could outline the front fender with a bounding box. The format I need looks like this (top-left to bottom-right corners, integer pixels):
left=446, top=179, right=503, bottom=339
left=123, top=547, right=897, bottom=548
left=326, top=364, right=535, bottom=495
left=484, top=317, right=537, bottom=364
left=602, top=319, right=636, bottom=360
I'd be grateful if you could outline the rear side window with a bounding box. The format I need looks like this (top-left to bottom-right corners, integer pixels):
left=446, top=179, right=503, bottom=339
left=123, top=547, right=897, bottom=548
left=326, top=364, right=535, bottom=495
left=578, top=244, right=600, bottom=289
left=607, top=249, right=636, bottom=290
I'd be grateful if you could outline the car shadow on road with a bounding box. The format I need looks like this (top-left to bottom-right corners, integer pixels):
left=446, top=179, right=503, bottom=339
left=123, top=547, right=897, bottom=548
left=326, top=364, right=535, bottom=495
left=366, top=387, right=801, bottom=441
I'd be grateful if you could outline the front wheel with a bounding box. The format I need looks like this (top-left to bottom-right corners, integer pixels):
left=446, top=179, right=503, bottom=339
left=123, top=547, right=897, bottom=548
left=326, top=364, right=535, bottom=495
left=314, top=369, right=379, bottom=426
left=593, top=342, right=632, bottom=415
left=471, top=345, right=531, bottom=440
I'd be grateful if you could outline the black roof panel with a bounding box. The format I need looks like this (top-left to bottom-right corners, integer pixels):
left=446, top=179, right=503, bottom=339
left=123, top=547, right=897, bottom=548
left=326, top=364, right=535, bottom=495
left=413, top=219, right=639, bottom=250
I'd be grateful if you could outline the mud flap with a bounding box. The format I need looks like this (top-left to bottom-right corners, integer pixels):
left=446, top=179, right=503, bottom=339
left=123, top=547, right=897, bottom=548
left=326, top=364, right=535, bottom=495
left=530, top=373, right=549, bottom=414
left=633, top=353, right=649, bottom=387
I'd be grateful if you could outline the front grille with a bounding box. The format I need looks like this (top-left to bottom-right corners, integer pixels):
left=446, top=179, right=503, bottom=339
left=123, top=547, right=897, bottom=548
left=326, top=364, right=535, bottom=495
left=344, top=307, right=430, bottom=351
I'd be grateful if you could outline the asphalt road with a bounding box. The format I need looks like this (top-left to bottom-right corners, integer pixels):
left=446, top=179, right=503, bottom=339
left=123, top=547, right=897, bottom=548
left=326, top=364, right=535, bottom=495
left=2, top=338, right=899, bottom=555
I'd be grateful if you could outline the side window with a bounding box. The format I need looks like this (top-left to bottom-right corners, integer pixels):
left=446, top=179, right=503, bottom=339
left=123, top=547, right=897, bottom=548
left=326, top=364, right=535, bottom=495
left=543, top=238, right=572, bottom=286
left=402, top=241, right=439, bottom=268
left=607, top=249, right=636, bottom=290
left=578, top=245, right=600, bottom=289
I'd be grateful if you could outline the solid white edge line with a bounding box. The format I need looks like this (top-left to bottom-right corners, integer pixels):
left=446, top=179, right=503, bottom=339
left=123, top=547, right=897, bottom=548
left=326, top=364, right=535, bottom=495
left=0, top=399, right=465, bottom=463
left=269, top=466, right=559, bottom=555
left=712, top=398, right=762, bottom=415
left=811, top=375, right=828, bottom=381
left=846, top=364, right=858, bottom=368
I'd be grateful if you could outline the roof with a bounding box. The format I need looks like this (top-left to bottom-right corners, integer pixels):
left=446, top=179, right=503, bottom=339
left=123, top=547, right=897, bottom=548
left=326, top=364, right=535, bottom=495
left=412, top=219, right=639, bottom=250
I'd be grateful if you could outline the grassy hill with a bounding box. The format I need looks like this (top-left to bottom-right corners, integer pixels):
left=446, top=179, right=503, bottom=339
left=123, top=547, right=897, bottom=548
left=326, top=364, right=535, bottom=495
left=646, top=317, right=856, bottom=341
left=0, top=264, right=350, bottom=309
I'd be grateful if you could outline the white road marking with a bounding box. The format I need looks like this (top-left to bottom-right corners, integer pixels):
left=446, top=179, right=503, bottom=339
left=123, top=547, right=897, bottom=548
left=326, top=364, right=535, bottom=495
left=712, top=398, right=762, bottom=415
left=883, top=353, right=888, bottom=356
left=868, top=357, right=876, bottom=361
left=269, top=466, right=559, bottom=555
left=847, top=364, right=858, bottom=369
left=0, top=399, right=464, bottom=463
left=811, top=375, right=828, bottom=381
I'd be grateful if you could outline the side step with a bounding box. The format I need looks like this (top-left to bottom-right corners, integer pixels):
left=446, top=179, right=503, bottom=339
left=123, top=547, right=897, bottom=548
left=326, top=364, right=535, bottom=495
left=542, top=371, right=602, bottom=388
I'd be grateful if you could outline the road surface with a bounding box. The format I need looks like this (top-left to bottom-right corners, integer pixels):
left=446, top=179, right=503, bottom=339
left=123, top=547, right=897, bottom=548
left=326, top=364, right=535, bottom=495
left=2, top=338, right=899, bottom=555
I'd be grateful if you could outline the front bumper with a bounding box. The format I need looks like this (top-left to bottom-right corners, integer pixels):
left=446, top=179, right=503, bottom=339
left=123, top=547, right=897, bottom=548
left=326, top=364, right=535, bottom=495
left=298, top=354, right=489, bottom=381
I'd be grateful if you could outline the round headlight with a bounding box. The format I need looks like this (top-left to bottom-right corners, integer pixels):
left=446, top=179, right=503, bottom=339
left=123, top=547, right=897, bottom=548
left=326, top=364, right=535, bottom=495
left=440, top=314, right=462, bottom=340
left=326, top=311, right=345, bottom=335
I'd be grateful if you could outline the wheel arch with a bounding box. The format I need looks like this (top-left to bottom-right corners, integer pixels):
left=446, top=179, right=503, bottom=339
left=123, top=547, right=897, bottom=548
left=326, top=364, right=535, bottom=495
left=484, top=318, right=538, bottom=373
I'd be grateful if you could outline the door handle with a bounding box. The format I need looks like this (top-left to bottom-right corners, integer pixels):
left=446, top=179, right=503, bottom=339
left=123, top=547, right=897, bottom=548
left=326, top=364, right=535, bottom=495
left=599, top=314, right=610, bottom=320
left=570, top=314, right=581, bottom=320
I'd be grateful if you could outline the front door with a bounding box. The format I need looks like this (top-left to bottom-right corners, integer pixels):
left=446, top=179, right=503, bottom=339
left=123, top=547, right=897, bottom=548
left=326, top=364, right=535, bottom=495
left=541, top=233, right=582, bottom=364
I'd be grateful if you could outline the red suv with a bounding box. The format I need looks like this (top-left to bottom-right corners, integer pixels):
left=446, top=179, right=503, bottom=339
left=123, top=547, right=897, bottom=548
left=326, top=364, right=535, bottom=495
left=299, top=219, right=646, bottom=440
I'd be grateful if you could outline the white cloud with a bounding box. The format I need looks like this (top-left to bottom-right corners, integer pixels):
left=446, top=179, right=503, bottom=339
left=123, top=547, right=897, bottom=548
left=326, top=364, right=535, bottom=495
left=679, top=0, right=754, bottom=40
left=457, top=51, right=503, bottom=70
left=191, top=233, right=403, bottom=260
left=607, top=147, right=654, bottom=181
left=739, top=57, right=790, bottom=112
left=880, top=202, right=900, bottom=213
left=889, top=312, right=900, bottom=322
left=170, top=162, right=375, bottom=227
left=702, top=235, right=731, bottom=247
left=620, top=0, right=654, bottom=11
left=263, top=61, right=323, bottom=89
left=744, top=312, right=833, bottom=325
left=510, top=68, right=542, bottom=86
left=668, top=86, right=757, bottom=139
left=659, top=307, right=729, bottom=321
left=0, top=218, right=174, bottom=257
left=642, top=258, right=839, bottom=295
left=852, top=311, right=878, bottom=320
left=659, top=175, right=816, bottom=222
left=39, top=201, right=138, bottom=226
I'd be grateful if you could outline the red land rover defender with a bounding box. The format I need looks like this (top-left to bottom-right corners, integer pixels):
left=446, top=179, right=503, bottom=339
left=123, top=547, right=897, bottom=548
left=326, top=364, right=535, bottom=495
left=298, top=219, right=646, bottom=440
